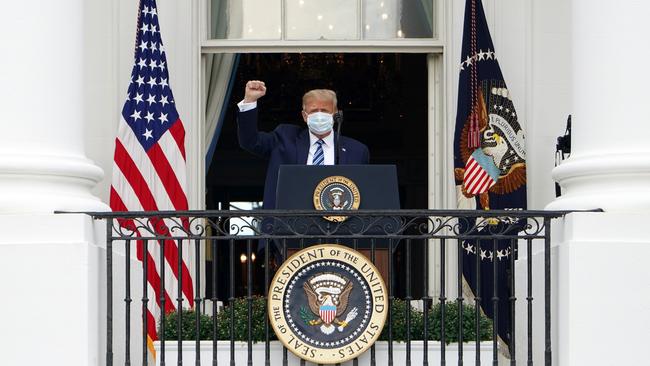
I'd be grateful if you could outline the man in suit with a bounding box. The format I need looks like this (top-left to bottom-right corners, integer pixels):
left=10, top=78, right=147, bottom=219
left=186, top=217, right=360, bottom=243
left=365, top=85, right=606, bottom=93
left=237, top=80, right=370, bottom=209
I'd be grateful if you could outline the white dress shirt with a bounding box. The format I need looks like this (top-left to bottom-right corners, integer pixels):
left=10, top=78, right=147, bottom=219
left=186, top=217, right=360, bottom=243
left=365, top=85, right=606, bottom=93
left=237, top=100, right=336, bottom=165
left=237, top=100, right=257, bottom=112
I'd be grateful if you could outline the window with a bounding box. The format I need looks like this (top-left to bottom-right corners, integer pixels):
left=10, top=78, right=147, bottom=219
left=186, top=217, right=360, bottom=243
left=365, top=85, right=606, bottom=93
left=200, top=0, right=444, bottom=299
left=209, top=0, right=434, bottom=40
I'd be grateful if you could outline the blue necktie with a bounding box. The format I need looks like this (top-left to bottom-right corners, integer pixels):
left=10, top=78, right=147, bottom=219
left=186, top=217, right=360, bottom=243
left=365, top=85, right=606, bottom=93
left=312, top=139, right=325, bottom=165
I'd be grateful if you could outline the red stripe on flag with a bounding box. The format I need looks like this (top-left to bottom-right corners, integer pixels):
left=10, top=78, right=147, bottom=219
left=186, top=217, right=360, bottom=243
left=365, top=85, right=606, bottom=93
left=161, top=238, right=195, bottom=307
left=168, top=119, right=186, bottom=160
left=146, top=309, right=158, bottom=341
left=476, top=175, right=495, bottom=194
left=137, top=240, right=178, bottom=313
left=113, top=139, right=158, bottom=210
left=481, top=175, right=495, bottom=193
left=464, top=159, right=480, bottom=183
left=146, top=143, right=188, bottom=210
left=467, top=170, right=488, bottom=194
left=111, top=187, right=177, bottom=313
left=112, top=144, right=194, bottom=306
left=472, top=178, right=489, bottom=195
left=466, top=167, right=486, bottom=192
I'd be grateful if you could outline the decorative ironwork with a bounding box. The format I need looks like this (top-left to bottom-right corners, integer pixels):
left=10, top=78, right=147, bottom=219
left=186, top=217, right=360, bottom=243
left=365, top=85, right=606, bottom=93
left=82, top=209, right=577, bottom=366
left=98, top=209, right=557, bottom=241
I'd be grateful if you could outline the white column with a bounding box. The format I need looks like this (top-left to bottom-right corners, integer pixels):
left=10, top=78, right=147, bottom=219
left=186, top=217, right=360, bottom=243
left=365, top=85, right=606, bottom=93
left=0, top=2, right=108, bottom=366
left=553, top=213, right=650, bottom=365
left=544, top=2, right=650, bottom=365
left=0, top=0, right=107, bottom=213
left=547, top=0, right=650, bottom=211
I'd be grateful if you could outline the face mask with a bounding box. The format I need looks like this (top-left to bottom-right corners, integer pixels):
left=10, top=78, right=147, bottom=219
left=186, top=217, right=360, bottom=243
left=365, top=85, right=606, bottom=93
left=306, top=112, right=334, bottom=134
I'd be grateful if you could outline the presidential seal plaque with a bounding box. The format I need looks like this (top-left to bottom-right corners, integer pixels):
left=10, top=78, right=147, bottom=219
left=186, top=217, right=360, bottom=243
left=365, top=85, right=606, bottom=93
left=268, top=244, right=387, bottom=364
left=313, top=176, right=360, bottom=222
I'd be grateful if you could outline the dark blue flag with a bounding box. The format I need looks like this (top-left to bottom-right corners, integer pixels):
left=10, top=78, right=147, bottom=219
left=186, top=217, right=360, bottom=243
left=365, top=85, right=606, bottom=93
left=453, top=0, right=527, bottom=352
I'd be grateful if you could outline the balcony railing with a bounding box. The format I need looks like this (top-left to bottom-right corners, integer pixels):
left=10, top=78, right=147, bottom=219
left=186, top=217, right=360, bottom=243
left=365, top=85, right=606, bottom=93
left=88, top=209, right=567, bottom=366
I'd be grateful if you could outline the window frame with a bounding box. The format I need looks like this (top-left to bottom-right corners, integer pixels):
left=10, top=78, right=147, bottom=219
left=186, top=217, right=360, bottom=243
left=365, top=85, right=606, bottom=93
left=192, top=0, right=449, bottom=300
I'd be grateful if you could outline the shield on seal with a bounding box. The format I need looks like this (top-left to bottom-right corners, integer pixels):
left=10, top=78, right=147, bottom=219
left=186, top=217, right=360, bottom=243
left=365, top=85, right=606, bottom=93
left=319, top=305, right=336, bottom=324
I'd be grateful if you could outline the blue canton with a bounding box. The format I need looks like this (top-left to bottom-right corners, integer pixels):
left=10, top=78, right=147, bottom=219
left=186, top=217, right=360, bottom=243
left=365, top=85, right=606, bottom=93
left=121, top=0, right=179, bottom=152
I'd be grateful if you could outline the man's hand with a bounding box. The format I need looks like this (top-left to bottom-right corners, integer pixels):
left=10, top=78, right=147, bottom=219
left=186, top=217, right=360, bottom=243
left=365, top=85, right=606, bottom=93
left=244, top=80, right=266, bottom=103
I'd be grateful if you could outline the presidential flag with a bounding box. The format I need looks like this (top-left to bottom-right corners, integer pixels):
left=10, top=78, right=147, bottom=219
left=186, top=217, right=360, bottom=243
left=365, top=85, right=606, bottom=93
left=110, top=0, right=194, bottom=361
left=453, top=0, right=527, bottom=353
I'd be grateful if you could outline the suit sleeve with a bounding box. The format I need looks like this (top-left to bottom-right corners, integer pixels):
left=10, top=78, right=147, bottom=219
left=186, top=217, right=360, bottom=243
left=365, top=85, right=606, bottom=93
left=237, top=108, right=278, bottom=158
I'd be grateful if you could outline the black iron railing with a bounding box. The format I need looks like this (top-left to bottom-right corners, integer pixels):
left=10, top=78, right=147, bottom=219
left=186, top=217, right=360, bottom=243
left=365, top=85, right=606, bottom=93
left=87, top=209, right=568, bottom=366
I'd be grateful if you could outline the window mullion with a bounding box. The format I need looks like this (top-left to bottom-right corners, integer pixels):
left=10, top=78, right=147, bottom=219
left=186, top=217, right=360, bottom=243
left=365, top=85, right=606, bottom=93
left=281, top=0, right=286, bottom=41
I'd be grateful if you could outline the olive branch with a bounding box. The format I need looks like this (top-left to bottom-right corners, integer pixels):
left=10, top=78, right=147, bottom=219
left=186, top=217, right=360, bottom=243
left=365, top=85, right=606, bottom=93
left=300, top=306, right=316, bottom=324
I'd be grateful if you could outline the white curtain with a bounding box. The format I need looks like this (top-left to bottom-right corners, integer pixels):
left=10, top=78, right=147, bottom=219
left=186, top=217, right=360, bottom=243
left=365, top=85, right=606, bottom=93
left=205, top=0, right=238, bottom=164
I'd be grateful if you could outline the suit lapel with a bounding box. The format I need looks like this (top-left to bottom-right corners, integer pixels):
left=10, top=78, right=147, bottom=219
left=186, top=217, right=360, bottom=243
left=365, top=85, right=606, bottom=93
left=296, top=129, right=310, bottom=164
left=335, top=135, right=347, bottom=164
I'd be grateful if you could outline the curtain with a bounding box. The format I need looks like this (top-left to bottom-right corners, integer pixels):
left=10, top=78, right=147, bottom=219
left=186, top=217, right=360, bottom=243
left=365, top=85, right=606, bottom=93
left=419, top=0, right=434, bottom=34
left=205, top=0, right=239, bottom=170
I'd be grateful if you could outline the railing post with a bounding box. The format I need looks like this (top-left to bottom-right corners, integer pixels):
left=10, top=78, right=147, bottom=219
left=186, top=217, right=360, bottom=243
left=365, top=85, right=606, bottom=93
left=544, top=217, right=552, bottom=366
left=107, top=218, right=113, bottom=366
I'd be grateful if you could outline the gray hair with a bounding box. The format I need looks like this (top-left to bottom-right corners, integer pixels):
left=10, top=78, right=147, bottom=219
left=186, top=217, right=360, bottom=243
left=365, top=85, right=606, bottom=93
left=302, top=89, right=338, bottom=110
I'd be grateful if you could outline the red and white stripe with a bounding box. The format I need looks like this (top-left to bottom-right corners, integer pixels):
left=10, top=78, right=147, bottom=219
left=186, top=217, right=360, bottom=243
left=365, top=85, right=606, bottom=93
left=110, top=115, right=194, bottom=347
left=320, top=307, right=337, bottom=324
left=463, top=155, right=497, bottom=195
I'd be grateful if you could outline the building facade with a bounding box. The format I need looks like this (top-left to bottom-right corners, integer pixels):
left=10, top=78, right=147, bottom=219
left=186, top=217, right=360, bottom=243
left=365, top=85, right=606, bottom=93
left=1, top=0, right=649, bottom=365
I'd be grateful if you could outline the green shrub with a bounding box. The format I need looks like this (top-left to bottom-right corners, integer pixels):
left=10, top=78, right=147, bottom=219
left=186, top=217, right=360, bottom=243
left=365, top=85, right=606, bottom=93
left=161, top=297, right=492, bottom=343
left=378, top=299, right=492, bottom=343
left=161, top=308, right=213, bottom=340
left=426, top=300, right=493, bottom=343
left=160, top=296, right=277, bottom=342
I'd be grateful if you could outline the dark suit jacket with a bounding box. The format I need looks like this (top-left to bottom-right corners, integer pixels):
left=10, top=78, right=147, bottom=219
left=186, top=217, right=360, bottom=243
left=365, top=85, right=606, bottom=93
left=237, top=108, right=370, bottom=209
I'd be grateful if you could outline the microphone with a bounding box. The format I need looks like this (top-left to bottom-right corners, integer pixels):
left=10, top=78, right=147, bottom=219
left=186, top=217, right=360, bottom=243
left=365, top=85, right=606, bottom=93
left=334, top=111, right=343, bottom=164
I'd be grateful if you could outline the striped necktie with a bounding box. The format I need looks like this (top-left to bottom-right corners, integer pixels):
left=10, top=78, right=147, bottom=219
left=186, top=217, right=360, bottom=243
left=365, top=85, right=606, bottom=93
left=312, top=139, right=325, bottom=165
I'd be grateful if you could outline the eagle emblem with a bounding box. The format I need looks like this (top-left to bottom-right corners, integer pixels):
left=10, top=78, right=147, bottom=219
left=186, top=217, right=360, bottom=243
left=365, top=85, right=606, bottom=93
left=327, top=187, right=347, bottom=210
left=302, top=273, right=358, bottom=335
left=455, top=83, right=527, bottom=210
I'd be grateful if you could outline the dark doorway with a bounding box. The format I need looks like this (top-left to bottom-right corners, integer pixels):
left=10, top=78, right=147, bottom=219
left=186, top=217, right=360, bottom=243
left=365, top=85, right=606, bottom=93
left=205, top=53, right=429, bottom=301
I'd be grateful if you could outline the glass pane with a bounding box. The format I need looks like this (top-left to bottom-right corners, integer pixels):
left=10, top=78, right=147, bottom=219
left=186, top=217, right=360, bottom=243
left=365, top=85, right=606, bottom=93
left=363, top=0, right=433, bottom=39
left=211, top=0, right=281, bottom=39
left=286, top=0, right=360, bottom=40
left=209, top=0, right=434, bottom=40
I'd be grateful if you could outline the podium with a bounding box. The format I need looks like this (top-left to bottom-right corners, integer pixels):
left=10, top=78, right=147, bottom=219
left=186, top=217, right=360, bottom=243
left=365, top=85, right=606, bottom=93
left=276, top=164, right=400, bottom=210
left=275, top=164, right=400, bottom=279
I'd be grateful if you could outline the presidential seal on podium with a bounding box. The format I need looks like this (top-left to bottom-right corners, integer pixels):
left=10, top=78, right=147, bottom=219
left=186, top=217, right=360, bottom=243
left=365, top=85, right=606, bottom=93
left=268, top=244, right=387, bottom=364
left=313, top=175, right=361, bottom=222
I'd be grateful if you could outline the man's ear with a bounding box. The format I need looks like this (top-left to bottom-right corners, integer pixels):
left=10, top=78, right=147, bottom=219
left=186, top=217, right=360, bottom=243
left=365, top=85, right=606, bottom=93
left=301, top=111, right=308, bottom=123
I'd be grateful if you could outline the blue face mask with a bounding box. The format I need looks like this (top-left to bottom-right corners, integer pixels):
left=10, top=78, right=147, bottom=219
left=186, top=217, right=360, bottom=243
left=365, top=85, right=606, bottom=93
left=306, top=112, right=334, bottom=134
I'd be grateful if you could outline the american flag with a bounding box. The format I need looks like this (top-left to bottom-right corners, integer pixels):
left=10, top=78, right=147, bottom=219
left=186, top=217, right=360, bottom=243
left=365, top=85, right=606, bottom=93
left=110, top=0, right=194, bottom=359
